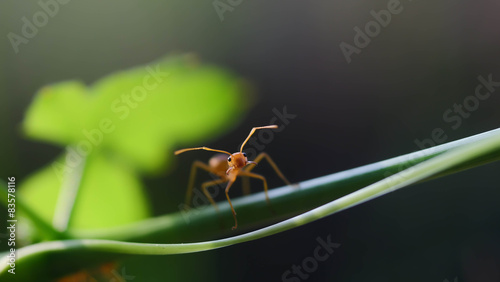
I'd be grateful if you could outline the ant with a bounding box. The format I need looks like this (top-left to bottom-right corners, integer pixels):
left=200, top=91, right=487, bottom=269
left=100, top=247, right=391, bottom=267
left=175, top=125, right=292, bottom=230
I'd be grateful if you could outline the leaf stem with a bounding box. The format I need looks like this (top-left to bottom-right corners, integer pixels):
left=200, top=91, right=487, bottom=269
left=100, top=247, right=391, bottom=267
left=0, top=181, right=68, bottom=240
left=70, top=127, right=500, bottom=243
left=52, top=147, right=87, bottom=232
left=2, top=125, right=500, bottom=278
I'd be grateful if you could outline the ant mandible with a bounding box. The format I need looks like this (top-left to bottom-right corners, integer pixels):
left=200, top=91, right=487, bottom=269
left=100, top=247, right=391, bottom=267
left=175, top=125, right=292, bottom=230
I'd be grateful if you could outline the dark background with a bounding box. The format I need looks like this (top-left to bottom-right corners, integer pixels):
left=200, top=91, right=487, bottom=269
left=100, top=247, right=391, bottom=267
left=1, top=0, right=500, bottom=281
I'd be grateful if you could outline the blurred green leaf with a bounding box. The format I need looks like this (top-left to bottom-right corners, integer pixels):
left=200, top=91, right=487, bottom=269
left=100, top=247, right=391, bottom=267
left=17, top=54, right=250, bottom=241
left=70, top=153, right=151, bottom=229
left=23, top=81, right=90, bottom=145
left=19, top=153, right=151, bottom=231
left=22, top=54, right=249, bottom=173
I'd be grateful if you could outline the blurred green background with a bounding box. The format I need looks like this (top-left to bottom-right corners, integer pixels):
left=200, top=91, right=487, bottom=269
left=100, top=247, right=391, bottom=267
left=1, top=0, right=500, bottom=281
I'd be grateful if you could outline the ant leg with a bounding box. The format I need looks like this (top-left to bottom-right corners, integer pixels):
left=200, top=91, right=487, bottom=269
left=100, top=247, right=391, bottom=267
left=244, top=152, right=292, bottom=186
left=238, top=171, right=271, bottom=206
left=185, top=161, right=217, bottom=207
left=201, top=178, right=228, bottom=211
left=241, top=176, right=251, bottom=195
left=224, top=179, right=238, bottom=230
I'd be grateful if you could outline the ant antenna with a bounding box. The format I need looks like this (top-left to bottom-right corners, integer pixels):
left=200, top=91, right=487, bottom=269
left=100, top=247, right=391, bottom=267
left=239, top=125, right=278, bottom=152
left=175, top=147, right=231, bottom=156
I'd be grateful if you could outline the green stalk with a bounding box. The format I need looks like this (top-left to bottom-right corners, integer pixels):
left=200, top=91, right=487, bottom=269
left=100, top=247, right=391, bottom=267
left=0, top=182, right=67, bottom=240
left=52, top=147, right=87, bottom=232
left=2, top=127, right=500, bottom=280
left=69, top=127, right=500, bottom=243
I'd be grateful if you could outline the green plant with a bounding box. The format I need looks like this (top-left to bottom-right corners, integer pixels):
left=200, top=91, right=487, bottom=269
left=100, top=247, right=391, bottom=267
left=2, top=55, right=500, bottom=281
left=2, top=124, right=500, bottom=279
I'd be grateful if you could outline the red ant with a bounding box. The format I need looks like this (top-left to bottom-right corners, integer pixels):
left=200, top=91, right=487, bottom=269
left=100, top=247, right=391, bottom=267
left=175, top=125, right=292, bottom=230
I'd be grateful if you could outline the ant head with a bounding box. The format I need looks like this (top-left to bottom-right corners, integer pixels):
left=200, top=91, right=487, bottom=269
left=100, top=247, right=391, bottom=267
left=226, top=152, right=256, bottom=174
left=227, top=152, right=248, bottom=169
left=175, top=125, right=276, bottom=175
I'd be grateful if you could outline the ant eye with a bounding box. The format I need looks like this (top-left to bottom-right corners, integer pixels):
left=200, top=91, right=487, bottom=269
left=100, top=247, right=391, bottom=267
left=228, top=157, right=232, bottom=162
left=242, top=152, right=247, bottom=157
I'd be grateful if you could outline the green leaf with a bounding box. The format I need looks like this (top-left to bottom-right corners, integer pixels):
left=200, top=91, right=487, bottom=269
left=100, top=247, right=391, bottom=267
left=22, top=81, right=90, bottom=146
left=19, top=153, right=151, bottom=233
left=3, top=127, right=500, bottom=281
left=70, top=153, right=151, bottom=229
left=22, top=54, right=249, bottom=173
left=17, top=54, right=249, bottom=241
